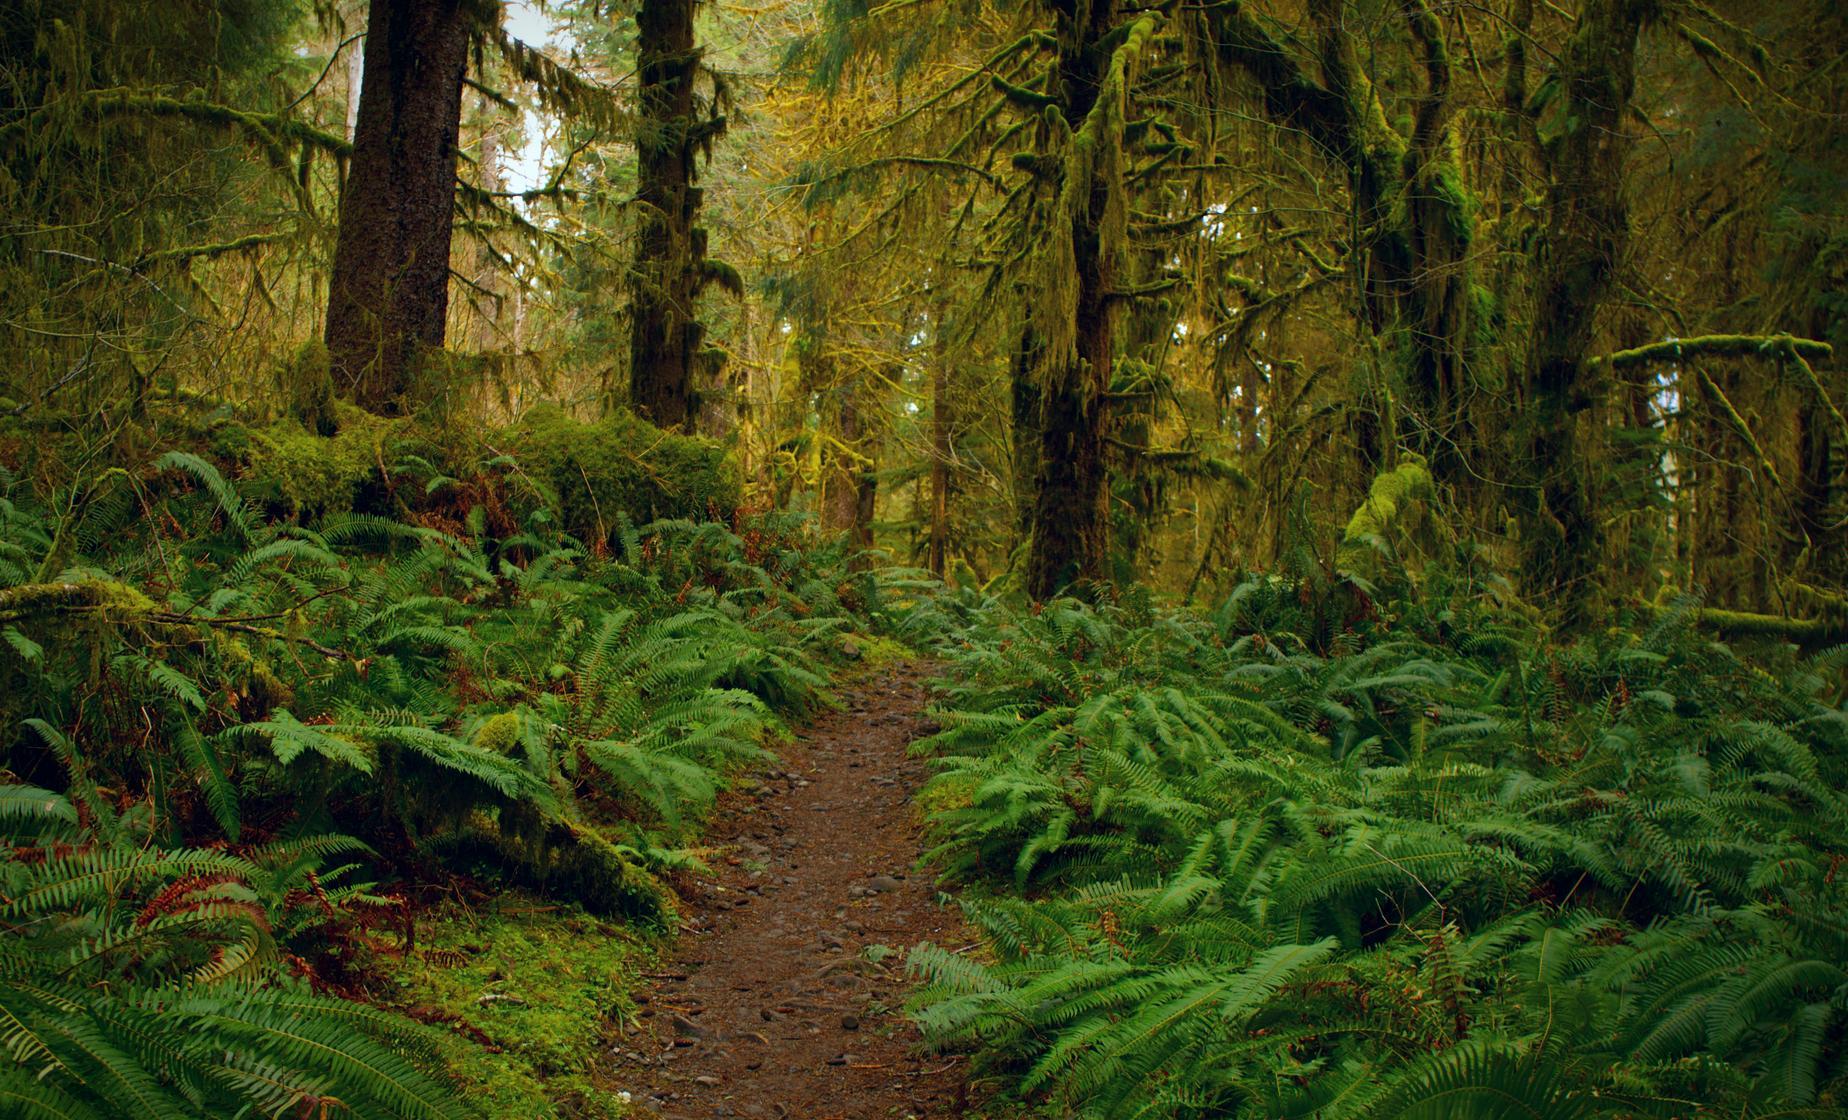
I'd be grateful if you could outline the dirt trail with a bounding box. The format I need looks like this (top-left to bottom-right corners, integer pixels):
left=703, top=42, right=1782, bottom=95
left=614, top=662, right=975, bottom=1120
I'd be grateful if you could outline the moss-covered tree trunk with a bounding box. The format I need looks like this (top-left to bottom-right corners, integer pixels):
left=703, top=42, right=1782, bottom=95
left=1399, top=2, right=1480, bottom=485
left=629, top=0, right=704, bottom=430
left=324, top=0, right=470, bottom=416
left=1024, top=0, right=1142, bottom=600
left=1516, top=0, right=1651, bottom=623
left=1209, top=2, right=1478, bottom=487
left=822, top=377, right=862, bottom=534
left=1009, top=322, right=1043, bottom=548
left=820, top=370, right=877, bottom=565
left=1111, top=242, right=1174, bottom=576
left=1027, top=287, right=1110, bottom=598
left=928, top=306, right=953, bottom=578
left=852, top=384, right=881, bottom=566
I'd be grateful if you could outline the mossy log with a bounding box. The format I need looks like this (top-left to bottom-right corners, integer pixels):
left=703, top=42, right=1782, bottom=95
left=0, top=579, right=350, bottom=660
left=1687, top=607, right=1848, bottom=646
left=0, top=580, right=157, bottom=626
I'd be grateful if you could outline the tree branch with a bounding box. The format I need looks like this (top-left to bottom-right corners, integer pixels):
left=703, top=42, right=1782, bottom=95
left=1591, top=333, right=1832, bottom=369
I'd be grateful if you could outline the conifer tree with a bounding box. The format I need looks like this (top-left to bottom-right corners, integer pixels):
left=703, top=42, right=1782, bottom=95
left=323, top=0, right=475, bottom=415
left=1022, top=3, right=1159, bottom=598
left=628, top=0, right=728, bottom=429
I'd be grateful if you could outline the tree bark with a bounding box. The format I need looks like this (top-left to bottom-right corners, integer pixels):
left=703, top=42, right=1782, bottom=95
left=821, top=371, right=877, bottom=564
left=1024, top=0, right=1128, bottom=601
left=1009, top=322, right=1043, bottom=548
left=324, top=0, right=471, bottom=416
left=1112, top=244, right=1174, bottom=574
left=852, top=381, right=881, bottom=566
left=1517, top=0, right=1651, bottom=624
left=629, top=0, right=706, bottom=430
left=928, top=307, right=953, bottom=578
left=823, top=378, right=862, bottom=534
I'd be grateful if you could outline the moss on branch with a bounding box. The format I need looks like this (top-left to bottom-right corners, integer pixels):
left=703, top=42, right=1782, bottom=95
left=1686, top=608, right=1848, bottom=646
left=1591, top=333, right=1832, bottom=369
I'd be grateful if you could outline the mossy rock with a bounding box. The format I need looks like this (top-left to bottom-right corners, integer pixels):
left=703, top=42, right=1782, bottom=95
left=244, top=403, right=399, bottom=517
left=503, top=405, right=740, bottom=543
left=472, top=712, right=523, bottom=754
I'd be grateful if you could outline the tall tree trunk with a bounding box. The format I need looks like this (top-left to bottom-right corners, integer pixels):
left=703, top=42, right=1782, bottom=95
left=853, top=379, right=882, bottom=566
left=1517, top=0, right=1651, bottom=623
left=1009, top=322, right=1043, bottom=548
left=1112, top=244, right=1174, bottom=575
left=823, top=378, right=861, bottom=534
left=324, top=0, right=470, bottom=416
left=1025, top=0, right=1142, bottom=600
left=822, top=370, right=877, bottom=566
left=629, top=0, right=705, bottom=430
left=1027, top=295, right=1112, bottom=598
left=928, top=306, right=953, bottom=578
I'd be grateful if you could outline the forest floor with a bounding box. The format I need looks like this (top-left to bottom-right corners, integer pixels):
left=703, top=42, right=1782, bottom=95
left=612, top=661, right=981, bottom=1120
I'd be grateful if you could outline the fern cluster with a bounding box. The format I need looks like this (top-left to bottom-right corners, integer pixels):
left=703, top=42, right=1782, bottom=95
left=1, top=445, right=882, bottom=1111
left=908, top=584, right=1848, bottom=1117
left=0, top=780, right=463, bottom=1118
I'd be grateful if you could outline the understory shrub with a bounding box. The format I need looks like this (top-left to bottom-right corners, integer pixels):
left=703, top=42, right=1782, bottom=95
left=907, top=585, right=1848, bottom=1118
left=0, top=432, right=874, bottom=1112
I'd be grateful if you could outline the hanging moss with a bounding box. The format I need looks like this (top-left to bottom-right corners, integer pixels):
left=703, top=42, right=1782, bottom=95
left=504, top=404, right=739, bottom=542
left=1340, top=454, right=1435, bottom=569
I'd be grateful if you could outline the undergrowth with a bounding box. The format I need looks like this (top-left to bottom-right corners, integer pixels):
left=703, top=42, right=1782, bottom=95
left=0, top=432, right=904, bottom=1115
left=904, top=565, right=1848, bottom=1118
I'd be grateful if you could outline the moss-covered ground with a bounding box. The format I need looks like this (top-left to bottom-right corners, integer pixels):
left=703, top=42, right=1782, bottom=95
left=387, top=892, right=653, bottom=1119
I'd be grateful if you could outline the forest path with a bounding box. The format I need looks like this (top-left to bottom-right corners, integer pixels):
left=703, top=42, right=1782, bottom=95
left=615, top=662, right=976, bottom=1120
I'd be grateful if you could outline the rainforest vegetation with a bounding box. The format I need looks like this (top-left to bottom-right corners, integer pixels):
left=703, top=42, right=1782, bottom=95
left=1, top=0, right=1845, bottom=1117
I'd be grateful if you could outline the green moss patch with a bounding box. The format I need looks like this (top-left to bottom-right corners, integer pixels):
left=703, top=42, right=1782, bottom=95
left=390, top=893, right=650, bottom=1119
left=506, top=405, right=740, bottom=542
left=847, top=632, right=916, bottom=667
left=245, top=403, right=399, bottom=516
